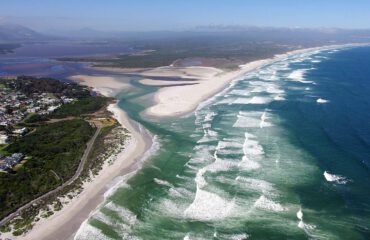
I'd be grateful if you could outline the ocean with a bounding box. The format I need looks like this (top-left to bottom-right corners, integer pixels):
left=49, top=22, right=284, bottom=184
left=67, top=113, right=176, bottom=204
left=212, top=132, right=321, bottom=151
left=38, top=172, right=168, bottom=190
left=74, top=46, right=369, bottom=239
left=3, top=40, right=369, bottom=240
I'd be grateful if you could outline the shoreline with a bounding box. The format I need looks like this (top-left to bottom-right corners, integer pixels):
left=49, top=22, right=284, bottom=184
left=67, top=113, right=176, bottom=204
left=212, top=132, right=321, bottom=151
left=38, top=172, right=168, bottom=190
left=144, top=43, right=365, bottom=118
left=21, top=102, right=152, bottom=240
left=16, top=43, right=365, bottom=239
left=82, top=43, right=365, bottom=119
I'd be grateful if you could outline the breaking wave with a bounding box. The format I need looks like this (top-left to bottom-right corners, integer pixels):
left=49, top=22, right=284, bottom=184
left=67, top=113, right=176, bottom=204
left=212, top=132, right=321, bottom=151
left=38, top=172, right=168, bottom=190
left=323, top=171, right=349, bottom=184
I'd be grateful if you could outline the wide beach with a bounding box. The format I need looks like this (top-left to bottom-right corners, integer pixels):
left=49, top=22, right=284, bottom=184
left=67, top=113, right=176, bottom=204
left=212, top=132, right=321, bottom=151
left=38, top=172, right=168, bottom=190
left=19, top=43, right=361, bottom=239
left=75, top=44, right=360, bottom=119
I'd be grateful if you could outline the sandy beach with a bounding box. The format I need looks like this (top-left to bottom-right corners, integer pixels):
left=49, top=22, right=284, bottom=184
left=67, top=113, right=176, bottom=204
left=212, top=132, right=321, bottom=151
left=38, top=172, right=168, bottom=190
left=70, top=75, right=130, bottom=97
left=80, top=44, right=361, bottom=118
left=21, top=102, right=151, bottom=240
left=15, top=43, right=362, bottom=240
left=143, top=44, right=362, bottom=117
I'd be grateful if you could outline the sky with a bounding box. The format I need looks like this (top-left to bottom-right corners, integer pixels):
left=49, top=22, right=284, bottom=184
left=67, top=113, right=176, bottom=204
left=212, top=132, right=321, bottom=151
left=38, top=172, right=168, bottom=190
left=1, top=0, right=370, bottom=32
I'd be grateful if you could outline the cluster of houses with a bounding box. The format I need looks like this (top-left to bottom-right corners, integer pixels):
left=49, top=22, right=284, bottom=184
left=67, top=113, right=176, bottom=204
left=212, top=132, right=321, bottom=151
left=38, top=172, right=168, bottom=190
left=0, top=153, right=24, bottom=172
left=0, top=127, right=28, bottom=144
left=0, top=78, right=79, bottom=173
left=0, top=86, right=75, bottom=128
left=0, top=80, right=76, bottom=159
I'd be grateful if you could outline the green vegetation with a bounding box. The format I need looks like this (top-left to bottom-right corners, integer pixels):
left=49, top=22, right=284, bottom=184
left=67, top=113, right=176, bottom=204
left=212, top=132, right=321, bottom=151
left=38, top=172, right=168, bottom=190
left=6, top=76, right=91, bottom=98
left=0, top=144, right=8, bottom=155
left=1, top=121, right=129, bottom=236
left=23, top=113, right=48, bottom=124
left=0, top=119, right=94, bottom=220
left=58, top=37, right=290, bottom=69
left=0, top=76, right=115, bottom=235
left=52, top=96, right=109, bottom=118
left=84, top=123, right=119, bottom=178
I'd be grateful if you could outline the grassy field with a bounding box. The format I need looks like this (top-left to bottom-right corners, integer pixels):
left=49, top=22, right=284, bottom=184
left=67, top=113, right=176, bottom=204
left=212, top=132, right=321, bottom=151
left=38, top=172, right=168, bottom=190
left=57, top=37, right=293, bottom=69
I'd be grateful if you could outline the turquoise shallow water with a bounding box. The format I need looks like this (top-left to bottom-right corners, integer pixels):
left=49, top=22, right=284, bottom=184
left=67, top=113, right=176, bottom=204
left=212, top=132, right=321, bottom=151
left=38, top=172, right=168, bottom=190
left=75, top=46, right=370, bottom=240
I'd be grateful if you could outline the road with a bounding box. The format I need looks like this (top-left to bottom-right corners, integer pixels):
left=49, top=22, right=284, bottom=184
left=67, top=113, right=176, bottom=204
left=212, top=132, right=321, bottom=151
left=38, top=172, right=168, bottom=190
left=0, top=126, right=101, bottom=226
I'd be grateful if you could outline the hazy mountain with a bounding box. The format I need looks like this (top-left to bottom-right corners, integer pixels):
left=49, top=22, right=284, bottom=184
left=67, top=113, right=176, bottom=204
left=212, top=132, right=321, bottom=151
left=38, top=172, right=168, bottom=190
left=0, top=24, right=51, bottom=42
left=44, top=27, right=112, bottom=39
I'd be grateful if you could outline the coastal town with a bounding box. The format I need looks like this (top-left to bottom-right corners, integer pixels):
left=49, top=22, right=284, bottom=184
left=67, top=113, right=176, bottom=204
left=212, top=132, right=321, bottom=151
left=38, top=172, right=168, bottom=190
left=0, top=76, right=80, bottom=173
left=0, top=73, right=133, bottom=238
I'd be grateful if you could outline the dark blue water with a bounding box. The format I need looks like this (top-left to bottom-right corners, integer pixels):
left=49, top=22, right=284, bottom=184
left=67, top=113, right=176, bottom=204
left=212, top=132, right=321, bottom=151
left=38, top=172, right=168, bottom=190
left=283, top=47, right=370, bottom=238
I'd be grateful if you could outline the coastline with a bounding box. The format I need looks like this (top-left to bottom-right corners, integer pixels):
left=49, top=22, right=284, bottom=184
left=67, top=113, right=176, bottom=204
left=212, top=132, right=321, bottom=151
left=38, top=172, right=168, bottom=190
left=144, top=43, right=365, bottom=118
left=80, top=43, right=364, bottom=119
left=22, top=102, right=152, bottom=240
left=15, top=43, right=364, bottom=239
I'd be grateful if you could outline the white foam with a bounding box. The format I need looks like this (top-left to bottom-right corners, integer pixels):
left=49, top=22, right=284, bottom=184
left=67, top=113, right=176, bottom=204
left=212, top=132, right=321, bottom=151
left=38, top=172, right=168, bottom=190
left=236, top=177, right=274, bottom=194
left=298, top=220, right=305, bottom=229
left=249, top=82, right=284, bottom=94
left=74, top=221, right=110, bottom=240
left=296, top=209, right=317, bottom=236
left=169, top=187, right=192, bottom=198
left=248, top=96, right=271, bottom=104
left=229, top=89, right=251, bottom=97
left=92, top=211, right=115, bottom=227
left=297, top=208, right=303, bottom=221
left=233, top=111, right=267, bottom=128
left=316, top=98, right=329, bottom=104
left=243, top=133, right=264, bottom=155
left=202, top=123, right=211, bottom=129
left=232, top=98, right=252, bottom=104
left=105, top=202, right=137, bottom=226
left=76, top=202, right=138, bottom=240
left=176, top=174, right=190, bottom=180
left=274, top=95, right=286, bottom=101
left=158, top=199, right=184, bottom=217
left=298, top=221, right=316, bottom=232
left=195, top=168, right=208, bottom=188
left=217, top=140, right=243, bottom=149
left=197, top=128, right=218, bottom=143
left=287, top=69, right=314, bottom=84
left=254, top=195, right=284, bottom=212
left=103, top=174, right=133, bottom=199
left=259, top=110, right=272, bottom=128
left=154, top=178, right=174, bottom=188
left=323, top=171, right=349, bottom=184
left=216, top=97, right=235, bottom=105
left=204, top=111, right=216, bottom=122
left=229, top=233, right=249, bottom=240
left=208, top=156, right=242, bottom=173
left=207, top=129, right=218, bottom=137
left=232, top=96, right=271, bottom=105
left=233, top=115, right=261, bottom=128
left=239, top=156, right=260, bottom=170
left=184, top=188, right=234, bottom=221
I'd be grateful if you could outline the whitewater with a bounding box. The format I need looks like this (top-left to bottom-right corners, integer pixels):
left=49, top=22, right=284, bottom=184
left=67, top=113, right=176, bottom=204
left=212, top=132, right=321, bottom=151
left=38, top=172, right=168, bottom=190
left=75, top=46, right=370, bottom=239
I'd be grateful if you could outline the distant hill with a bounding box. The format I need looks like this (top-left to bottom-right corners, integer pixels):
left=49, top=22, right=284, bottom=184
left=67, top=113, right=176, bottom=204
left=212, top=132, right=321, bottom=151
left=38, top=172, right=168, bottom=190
left=0, top=24, right=51, bottom=42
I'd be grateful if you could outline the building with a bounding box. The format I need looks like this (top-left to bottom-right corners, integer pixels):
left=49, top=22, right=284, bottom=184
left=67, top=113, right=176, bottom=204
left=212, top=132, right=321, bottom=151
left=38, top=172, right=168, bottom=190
left=13, top=127, right=28, bottom=136
left=0, top=133, right=9, bottom=144
left=3, top=153, right=24, bottom=170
